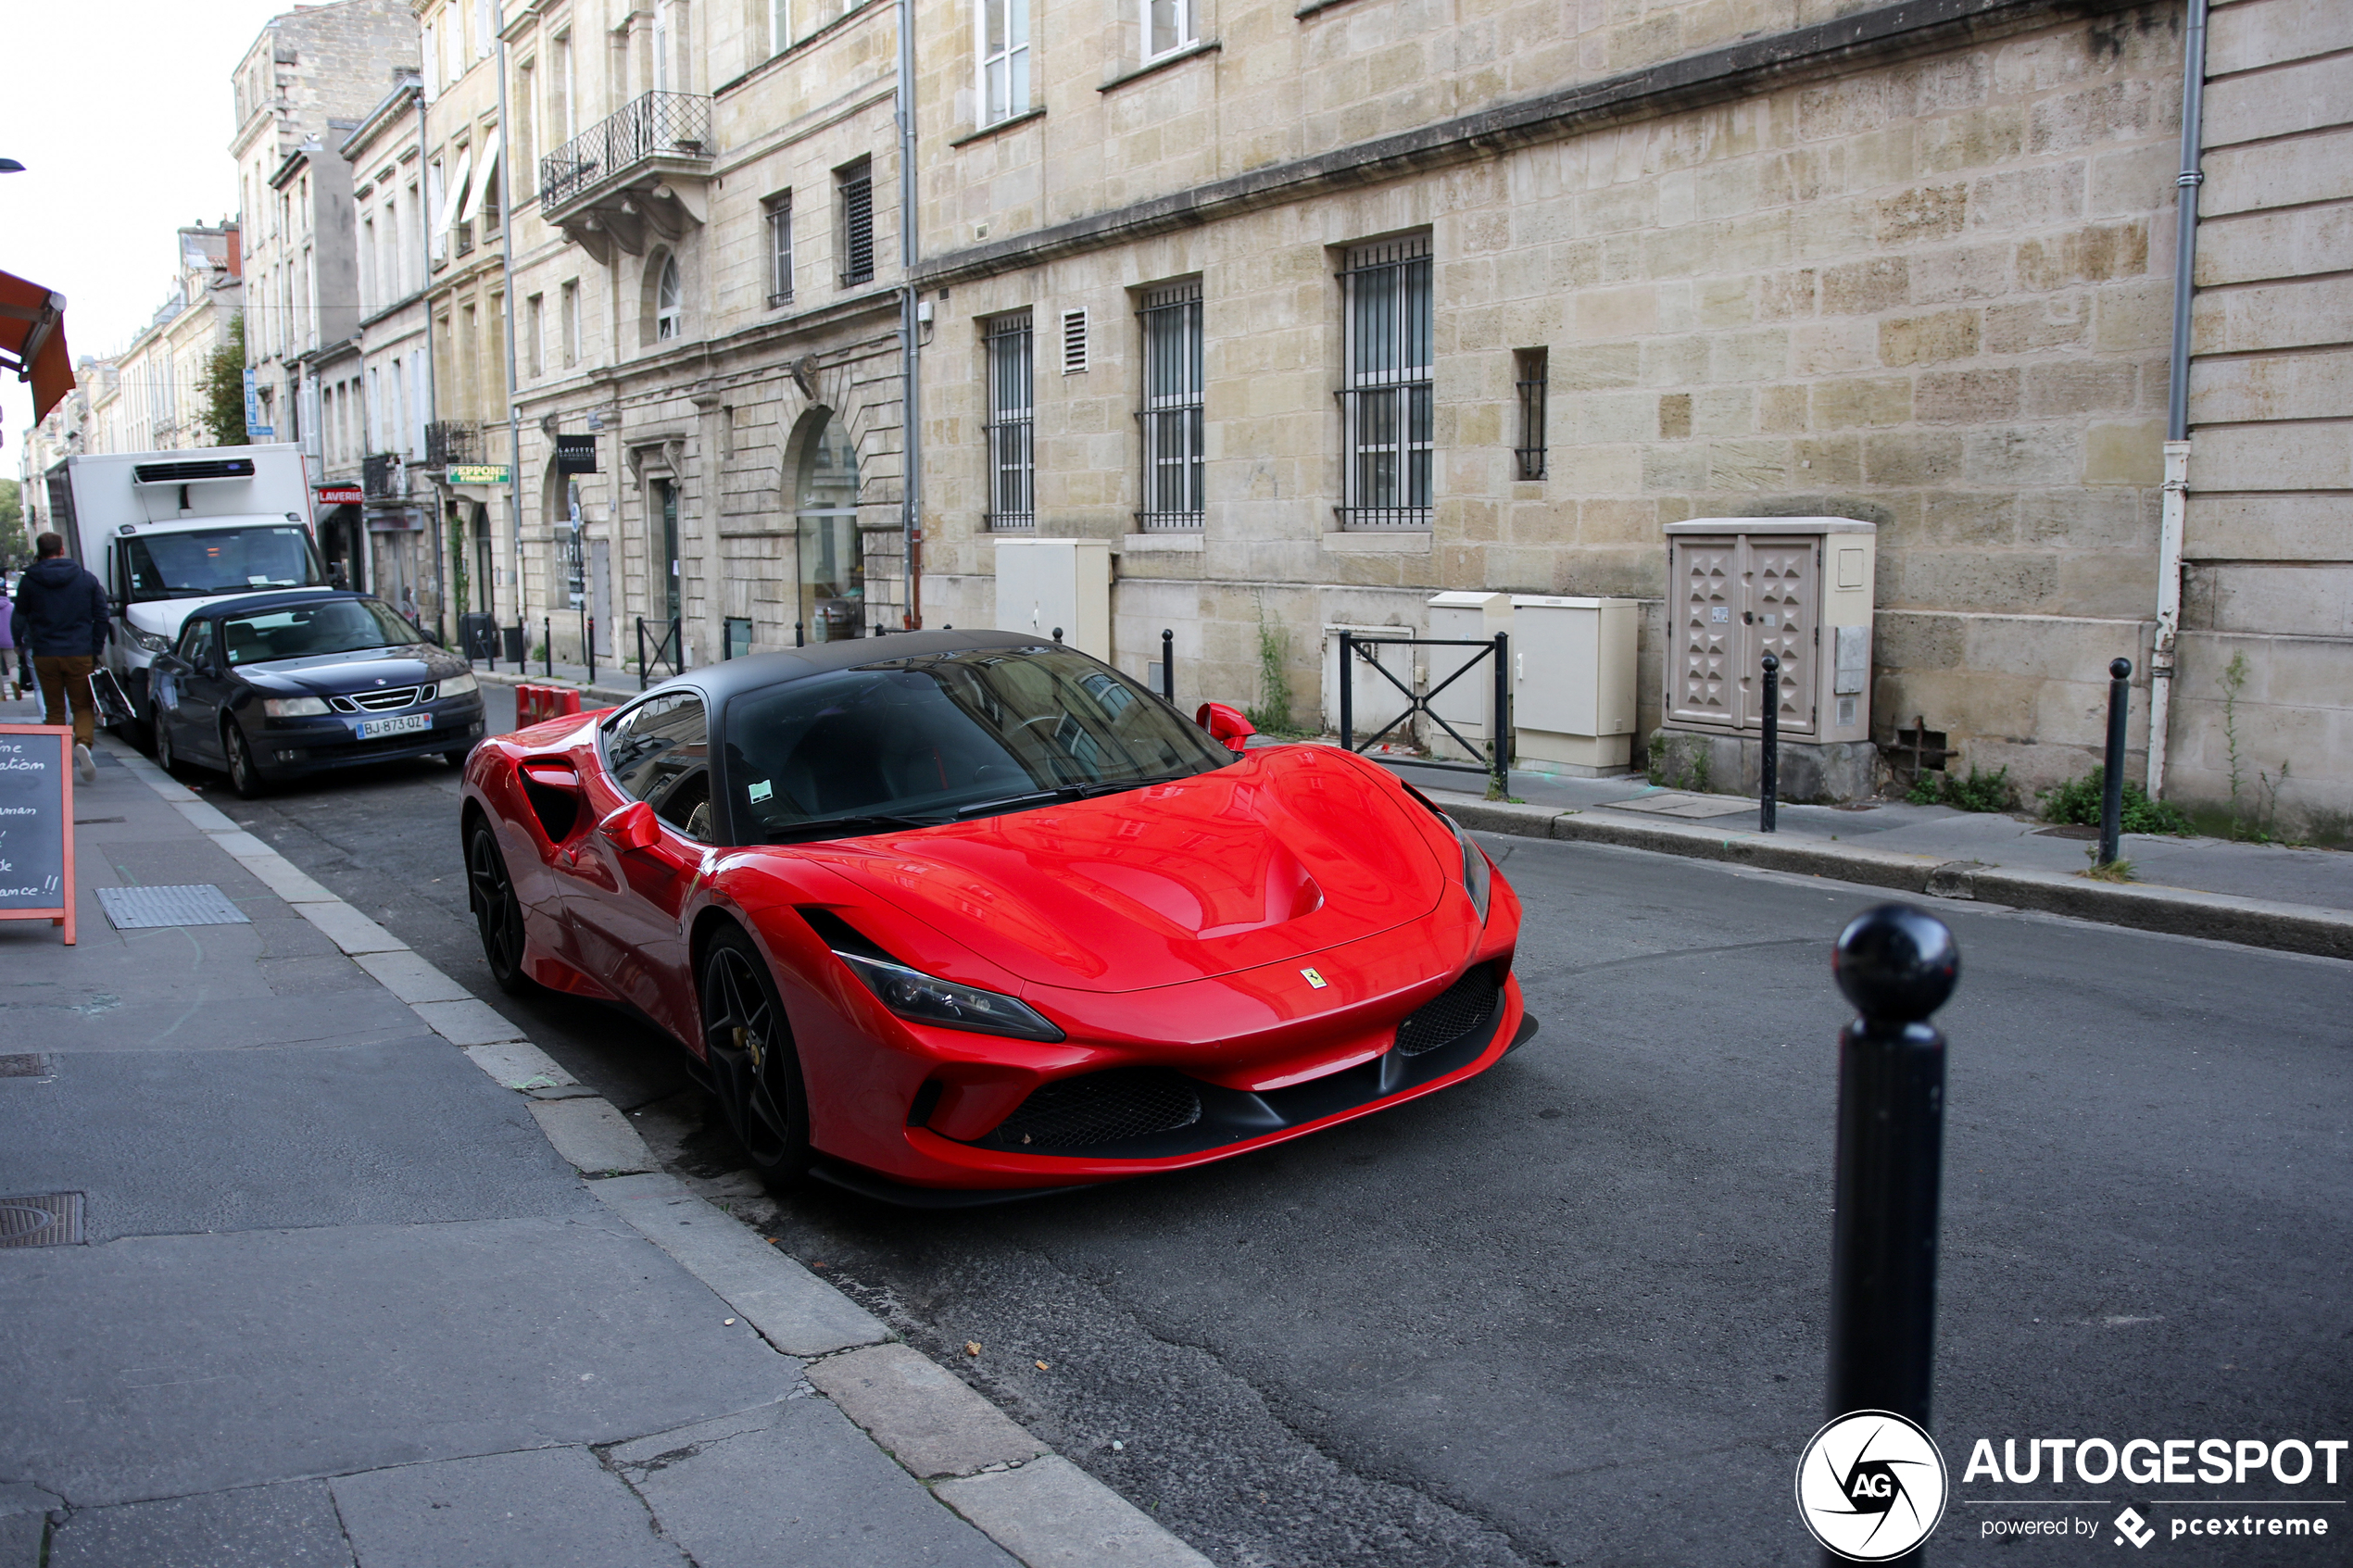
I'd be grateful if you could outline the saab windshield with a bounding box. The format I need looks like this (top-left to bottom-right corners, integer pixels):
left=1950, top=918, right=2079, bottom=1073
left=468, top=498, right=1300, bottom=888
left=122, top=526, right=326, bottom=602
left=221, top=599, right=426, bottom=666
left=724, top=645, right=1233, bottom=842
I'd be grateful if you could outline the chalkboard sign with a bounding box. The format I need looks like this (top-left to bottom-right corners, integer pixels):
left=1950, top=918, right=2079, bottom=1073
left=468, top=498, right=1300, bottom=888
left=0, top=725, right=75, bottom=945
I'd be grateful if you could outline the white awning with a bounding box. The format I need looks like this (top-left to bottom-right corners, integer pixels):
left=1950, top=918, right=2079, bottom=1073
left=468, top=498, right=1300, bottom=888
left=434, top=148, right=473, bottom=234
left=459, top=134, right=500, bottom=225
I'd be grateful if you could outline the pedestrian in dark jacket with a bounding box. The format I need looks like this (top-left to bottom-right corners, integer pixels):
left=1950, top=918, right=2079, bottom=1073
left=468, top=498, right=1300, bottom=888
left=13, top=532, right=109, bottom=782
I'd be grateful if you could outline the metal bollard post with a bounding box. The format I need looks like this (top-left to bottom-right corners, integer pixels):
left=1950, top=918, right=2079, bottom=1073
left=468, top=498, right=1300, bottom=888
left=1340, top=632, right=1355, bottom=752
left=1491, top=631, right=1512, bottom=799
left=795, top=621, right=805, bottom=648
left=1760, top=653, right=1780, bottom=833
left=1162, top=628, right=1175, bottom=702
left=1052, top=626, right=1063, bottom=644
left=636, top=618, right=648, bottom=692
left=585, top=617, right=597, bottom=684
left=2098, top=658, right=2132, bottom=868
left=1826, top=905, right=1958, bottom=1439
left=544, top=617, right=553, bottom=678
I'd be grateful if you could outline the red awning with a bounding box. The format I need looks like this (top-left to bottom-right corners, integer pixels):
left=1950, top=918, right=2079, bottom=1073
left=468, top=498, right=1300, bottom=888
left=0, top=269, right=75, bottom=423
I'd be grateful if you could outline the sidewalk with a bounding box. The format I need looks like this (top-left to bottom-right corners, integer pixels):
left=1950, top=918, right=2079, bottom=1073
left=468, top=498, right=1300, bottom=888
left=1380, top=755, right=2353, bottom=961
left=0, top=716, right=1209, bottom=1567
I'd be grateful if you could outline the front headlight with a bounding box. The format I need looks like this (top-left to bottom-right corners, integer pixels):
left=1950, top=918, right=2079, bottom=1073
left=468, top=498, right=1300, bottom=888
left=125, top=625, right=172, bottom=654
left=833, top=950, right=1066, bottom=1041
left=437, top=671, right=479, bottom=697
left=1448, top=813, right=1493, bottom=923
left=262, top=696, right=332, bottom=719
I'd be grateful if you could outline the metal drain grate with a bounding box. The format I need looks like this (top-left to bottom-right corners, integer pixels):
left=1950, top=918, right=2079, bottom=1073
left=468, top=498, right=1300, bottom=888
left=0, top=1193, right=84, bottom=1248
left=0, top=1054, right=50, bottom=1077
left=95, top=884, right=251, bottom=929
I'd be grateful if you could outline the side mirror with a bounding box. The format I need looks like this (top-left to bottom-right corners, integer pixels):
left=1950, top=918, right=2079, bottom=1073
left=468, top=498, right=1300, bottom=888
left=598, top=799, right=661, bottom=852
left=1194, top=702, right=1257, bottom=753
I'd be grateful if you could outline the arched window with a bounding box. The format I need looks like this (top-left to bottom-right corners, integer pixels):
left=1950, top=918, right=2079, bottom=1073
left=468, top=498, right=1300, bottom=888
left=794, top=409, right=863, bottom=641
left=655, top=256, right=682, bottom=340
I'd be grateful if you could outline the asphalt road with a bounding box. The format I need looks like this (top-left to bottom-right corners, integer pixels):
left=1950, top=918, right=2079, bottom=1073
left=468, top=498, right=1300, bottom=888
left=199, top=723, right=2353, bottom=1568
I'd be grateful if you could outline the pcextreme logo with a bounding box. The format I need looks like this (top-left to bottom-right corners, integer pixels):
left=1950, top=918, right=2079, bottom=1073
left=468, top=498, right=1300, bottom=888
left=1796, top=1411, right=1950, bottom=1562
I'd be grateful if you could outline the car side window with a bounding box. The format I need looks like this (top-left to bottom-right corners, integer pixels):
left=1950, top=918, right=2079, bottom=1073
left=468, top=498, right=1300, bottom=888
left=605, top=694, right=713, bottom=842
left=179, top=621, right=217, bottom=669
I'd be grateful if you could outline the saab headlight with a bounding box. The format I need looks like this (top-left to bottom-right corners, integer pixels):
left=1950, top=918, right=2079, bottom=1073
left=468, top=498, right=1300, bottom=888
left=262, top=696, right=332, bottom=718
left=437, top=671, right=479, bottom=697
left=834, top=950, right=1066, bottom=1042
left=125, top=625, right=172, bottom=654
left=1448, top=813, right=1493, bottom=923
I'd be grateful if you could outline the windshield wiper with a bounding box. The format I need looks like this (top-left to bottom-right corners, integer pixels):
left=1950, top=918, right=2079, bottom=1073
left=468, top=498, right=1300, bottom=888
left=766, top=811, right=952, bottom=844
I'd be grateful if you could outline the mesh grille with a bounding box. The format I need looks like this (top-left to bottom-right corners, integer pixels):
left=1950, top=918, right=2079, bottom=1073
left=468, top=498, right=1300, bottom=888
left=1396, top=965, right=1501, bottom=1057
left=349, top=685, right=427, bottom=712
left=993, top=1069, right=1202, bottom=1148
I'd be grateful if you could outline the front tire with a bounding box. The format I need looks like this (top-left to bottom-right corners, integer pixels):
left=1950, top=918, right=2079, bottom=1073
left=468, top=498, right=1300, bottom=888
left=700, top=928, right=812, bottom=1191
left=154, top=717, right=187, bottom=780
left=465, top=821, right=535, bottom=996
left=224, top=721, right=269, bottom=798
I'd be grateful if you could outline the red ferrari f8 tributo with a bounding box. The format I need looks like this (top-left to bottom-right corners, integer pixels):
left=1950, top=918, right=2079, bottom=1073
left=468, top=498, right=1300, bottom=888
left=460, top=630, right=1530, bottom=1201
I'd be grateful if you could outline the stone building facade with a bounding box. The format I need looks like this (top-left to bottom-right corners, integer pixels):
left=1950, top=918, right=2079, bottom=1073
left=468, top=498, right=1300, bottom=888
left=897, top=0, right=2347, bottom=825
left=497, top=0, right=913, bottom=675
left=233, top=0, right=422, bottom=458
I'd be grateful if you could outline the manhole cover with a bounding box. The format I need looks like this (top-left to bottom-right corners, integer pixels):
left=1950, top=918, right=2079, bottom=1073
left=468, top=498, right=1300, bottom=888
left=0, top=1193, right=84, bottom=1248
left=95, top=884, right=251, bottom=929
left=0, top=1054, right=49, bottom=1077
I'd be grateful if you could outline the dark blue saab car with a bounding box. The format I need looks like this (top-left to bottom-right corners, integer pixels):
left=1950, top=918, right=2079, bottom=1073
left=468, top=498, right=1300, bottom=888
left=150, top=590, right=485, bottom=797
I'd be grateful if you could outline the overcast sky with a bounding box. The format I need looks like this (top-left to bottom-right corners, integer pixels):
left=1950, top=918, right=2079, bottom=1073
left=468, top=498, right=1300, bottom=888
left=3, top=0, right=299, bottom=459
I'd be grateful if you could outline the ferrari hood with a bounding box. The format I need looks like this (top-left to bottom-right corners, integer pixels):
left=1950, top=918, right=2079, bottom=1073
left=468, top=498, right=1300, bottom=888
left=802, top=746, right=1453, bottom=993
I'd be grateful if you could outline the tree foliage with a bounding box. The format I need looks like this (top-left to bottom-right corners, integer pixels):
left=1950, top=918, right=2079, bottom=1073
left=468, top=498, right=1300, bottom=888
left=198, top=313, right=249, bottom=446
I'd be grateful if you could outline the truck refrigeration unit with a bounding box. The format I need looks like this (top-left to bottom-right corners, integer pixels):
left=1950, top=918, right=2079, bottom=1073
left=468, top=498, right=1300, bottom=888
left=44, top=445, right=332, bottom=746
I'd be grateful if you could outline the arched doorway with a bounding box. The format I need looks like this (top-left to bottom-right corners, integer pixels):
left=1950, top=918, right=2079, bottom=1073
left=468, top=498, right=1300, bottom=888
left=795, top=409, right=862, bottom=642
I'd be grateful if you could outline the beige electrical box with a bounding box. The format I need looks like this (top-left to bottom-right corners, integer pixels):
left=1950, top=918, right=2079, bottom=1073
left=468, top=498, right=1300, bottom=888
left=1510, top=596, right=1641, bottom=771
left=992, top=538, right=1112, bottom=661
left=1662, top=518, right=1876, bottom=744
left=1425, top=591, right=1513, bottom=760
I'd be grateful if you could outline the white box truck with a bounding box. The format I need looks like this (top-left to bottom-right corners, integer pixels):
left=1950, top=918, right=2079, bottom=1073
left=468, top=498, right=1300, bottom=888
left=44, top=445, right=332, bottom=744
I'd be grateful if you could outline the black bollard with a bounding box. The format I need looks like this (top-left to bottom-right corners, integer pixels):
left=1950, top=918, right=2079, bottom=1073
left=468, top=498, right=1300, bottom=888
left=1052, top=626, right=1063, bottom=644
left=544, top=617, right=553, bottom=678
left=1826, top=905, right=1957, bottom=1440
left=2099, top=658, right=2132, bottom=868
left=1760, top=653, right=1780, bottom=833
left=1491, top=631, right=1512, bottom=798
left=1340, top=632, right=1355, bottom=752
left=795, top=620, right=805, bottom=648
left=1162, top=627, right=1176, bottom=702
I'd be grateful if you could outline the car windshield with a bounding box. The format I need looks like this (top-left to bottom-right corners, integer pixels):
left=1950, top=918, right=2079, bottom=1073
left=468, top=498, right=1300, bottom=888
left=724, top=645, right=1234, bottom=842
left=221, top=599, right=426, bottom=666
left=122, top=525, right=327, bottom=602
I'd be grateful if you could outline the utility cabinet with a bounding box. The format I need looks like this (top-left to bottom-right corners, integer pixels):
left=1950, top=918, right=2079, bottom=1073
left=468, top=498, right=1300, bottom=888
left=1424, top=591, right=1512, bottom=761
left=1321, top=624, right=1414, bottom=742
left=1509, top=596, right=1641, bottom=772
left=1662, top=518, right=1876, bottom=746
left=992, top=538, right=1112, bottom=661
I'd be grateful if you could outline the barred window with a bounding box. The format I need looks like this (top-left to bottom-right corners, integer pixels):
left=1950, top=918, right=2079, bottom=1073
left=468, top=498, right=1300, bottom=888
left=1339, top=235, right=1432, bottom=530
left=765, top=193, right=793, bottom=307
left=1138, top=280, right=1202, bottom=531
left=1514, top=346, right=1547, bottom=482
left=985, top=313, right=1034, bottom=532
left=837, top=160, right=874, bottom=286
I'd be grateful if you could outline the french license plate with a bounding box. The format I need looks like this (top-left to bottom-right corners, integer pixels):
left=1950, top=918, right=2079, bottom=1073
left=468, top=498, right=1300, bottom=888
left=359, top=711, right=433, bottom=740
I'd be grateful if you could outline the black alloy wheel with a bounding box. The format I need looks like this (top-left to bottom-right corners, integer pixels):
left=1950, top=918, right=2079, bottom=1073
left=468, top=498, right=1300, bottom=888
left=700, top=928, right=812, bottom=1190
left=223, top=721, right=269, bottom=799
left=466, top=821, right=535, bottom=995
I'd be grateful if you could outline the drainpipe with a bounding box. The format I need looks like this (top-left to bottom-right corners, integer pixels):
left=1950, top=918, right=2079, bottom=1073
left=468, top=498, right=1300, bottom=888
left=897, top=0, right=923, bottom=628
left=496, top=7, right=527, bottom=646
left=2148, top=0, right=2208, bottom=797
left=419, top=81, right=447, bottom=646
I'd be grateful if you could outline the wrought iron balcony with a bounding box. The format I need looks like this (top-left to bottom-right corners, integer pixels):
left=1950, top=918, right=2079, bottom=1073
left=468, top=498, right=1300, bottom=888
left=537, top=92, right=713, bottom=265
left=423, top=420, right=479, bottom=470
left=362, top=452, right=403, bottom=500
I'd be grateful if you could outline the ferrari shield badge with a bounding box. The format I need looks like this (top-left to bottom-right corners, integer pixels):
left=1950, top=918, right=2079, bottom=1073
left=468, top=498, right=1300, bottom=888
left=1300, top=968, right=1327, bottom=989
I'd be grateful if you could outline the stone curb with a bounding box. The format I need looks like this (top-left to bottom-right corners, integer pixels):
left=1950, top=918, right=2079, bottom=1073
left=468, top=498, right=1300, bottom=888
left=1426, top=788, right=2353, bottom=962
left=98, top=737, right=1210, bottom=1568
